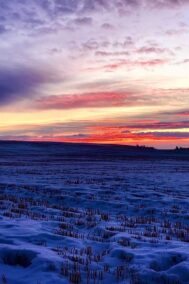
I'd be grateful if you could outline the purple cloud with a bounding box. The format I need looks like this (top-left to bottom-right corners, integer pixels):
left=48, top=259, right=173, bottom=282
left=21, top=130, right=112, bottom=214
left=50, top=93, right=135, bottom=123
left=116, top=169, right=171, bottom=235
left=0, top=66, right=50, bottom=106
left=73, top=17, right=93, bottom=26
left=0, top=0, right=188, bottom=34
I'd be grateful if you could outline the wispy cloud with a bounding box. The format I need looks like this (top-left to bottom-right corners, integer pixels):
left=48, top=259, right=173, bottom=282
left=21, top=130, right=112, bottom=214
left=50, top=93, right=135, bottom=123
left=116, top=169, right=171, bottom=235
left=34, top=91, right=135, bottom=110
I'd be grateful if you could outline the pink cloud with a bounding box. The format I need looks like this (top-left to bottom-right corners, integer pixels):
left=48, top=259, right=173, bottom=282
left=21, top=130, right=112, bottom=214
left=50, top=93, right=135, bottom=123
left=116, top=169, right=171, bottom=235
left=35, top=92, right=135, bottom=110
left=136, top=46, right=172, bottom=55
left=103, top=59, right=169, bottom=70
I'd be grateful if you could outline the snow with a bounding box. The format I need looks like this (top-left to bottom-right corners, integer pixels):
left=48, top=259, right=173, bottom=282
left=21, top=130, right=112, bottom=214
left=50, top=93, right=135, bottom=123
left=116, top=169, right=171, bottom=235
left=0, top=142, right=189, bottom=283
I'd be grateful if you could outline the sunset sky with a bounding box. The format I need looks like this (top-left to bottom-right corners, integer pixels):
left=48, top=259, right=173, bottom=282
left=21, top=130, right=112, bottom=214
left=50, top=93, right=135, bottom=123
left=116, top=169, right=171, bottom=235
left=0, top=0, right=189, bottom=148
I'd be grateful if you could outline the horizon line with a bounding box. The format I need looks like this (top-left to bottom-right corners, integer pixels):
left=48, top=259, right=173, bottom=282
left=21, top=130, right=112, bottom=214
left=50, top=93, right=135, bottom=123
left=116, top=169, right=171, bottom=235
left=0, top=139, right=188, bottom=151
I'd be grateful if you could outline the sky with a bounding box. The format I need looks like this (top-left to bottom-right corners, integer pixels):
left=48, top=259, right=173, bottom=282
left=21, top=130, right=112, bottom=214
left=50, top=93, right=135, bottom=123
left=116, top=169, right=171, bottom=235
left=0, top=0, right=189, bottom=149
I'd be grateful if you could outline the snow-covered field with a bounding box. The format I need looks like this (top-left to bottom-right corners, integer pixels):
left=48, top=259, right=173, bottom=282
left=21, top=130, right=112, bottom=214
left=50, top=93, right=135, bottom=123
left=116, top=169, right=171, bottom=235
left=0, top=142, right=189, bottom=283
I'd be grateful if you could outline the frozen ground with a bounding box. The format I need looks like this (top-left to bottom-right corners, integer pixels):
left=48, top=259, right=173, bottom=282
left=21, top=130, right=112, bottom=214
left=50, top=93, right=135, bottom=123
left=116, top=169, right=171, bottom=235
left=0, top=142, right=189, bottom=283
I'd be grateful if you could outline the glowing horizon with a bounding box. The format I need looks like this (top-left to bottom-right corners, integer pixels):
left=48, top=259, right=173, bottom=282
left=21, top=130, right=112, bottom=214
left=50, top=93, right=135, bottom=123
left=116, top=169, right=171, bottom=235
left=0, top=0, right=189, bottom=149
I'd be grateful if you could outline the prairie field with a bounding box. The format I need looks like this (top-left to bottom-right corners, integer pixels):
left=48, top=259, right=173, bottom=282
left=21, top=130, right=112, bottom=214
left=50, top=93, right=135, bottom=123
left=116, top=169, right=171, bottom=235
left=0, top=142, right=189, bottom=284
